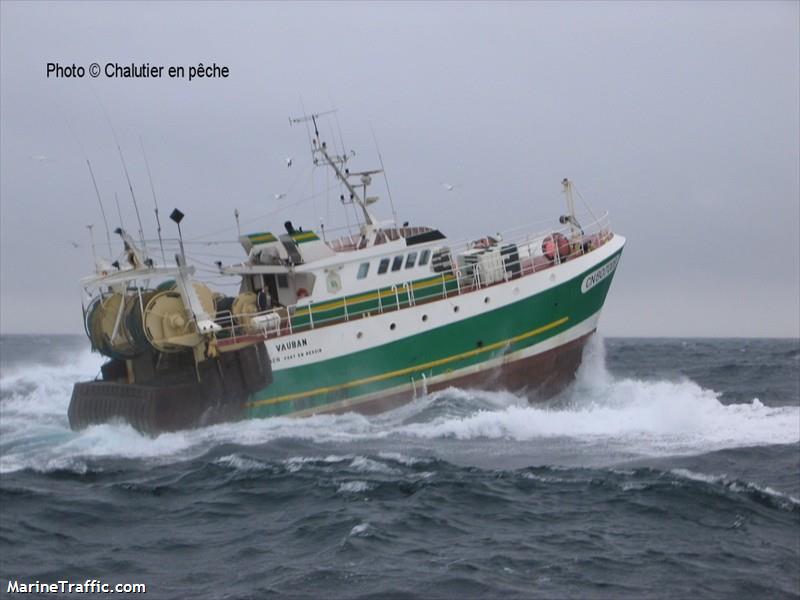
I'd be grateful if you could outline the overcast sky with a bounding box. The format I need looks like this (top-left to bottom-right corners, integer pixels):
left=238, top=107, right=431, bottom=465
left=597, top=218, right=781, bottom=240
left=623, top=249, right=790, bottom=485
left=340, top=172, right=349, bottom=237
left=1, top=1, right=798, bottom=337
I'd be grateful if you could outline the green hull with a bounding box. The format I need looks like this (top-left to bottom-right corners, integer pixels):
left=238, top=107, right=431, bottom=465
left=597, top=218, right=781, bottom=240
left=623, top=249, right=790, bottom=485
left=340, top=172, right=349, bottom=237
left=246, top=248, right=623, bottom=418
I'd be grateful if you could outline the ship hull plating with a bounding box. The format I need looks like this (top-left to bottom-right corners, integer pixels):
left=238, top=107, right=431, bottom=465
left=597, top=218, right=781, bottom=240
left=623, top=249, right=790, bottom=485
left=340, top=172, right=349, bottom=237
left=69, top=343, right=271, bottom=435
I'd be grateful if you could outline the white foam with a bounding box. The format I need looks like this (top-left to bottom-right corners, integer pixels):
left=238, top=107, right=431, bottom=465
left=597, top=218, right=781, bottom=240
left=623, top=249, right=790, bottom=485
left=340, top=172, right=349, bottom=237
left=671, top=468, right=727, bottom=485
left=671, top=468, right=800, bottom=507
left=284, top=454, right=360, bottom=473
left=390, top=337, right=800, bottom=456
left=337, top=481, right=370, bottom=493
left=349, top=456, right=399, bottom=475
left=376, top=451, right=429, bottom=466
left=1, top=336, right=798, bottom=473
left=349, top=522, right=371, bottom=536
left=214, top=454, right=267, bottom=472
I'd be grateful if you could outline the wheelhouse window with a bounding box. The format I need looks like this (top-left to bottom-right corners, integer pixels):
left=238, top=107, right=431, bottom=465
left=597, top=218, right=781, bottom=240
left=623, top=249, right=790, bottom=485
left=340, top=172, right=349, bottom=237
left=391, top=255, right=403, bottom=271
left=405, top=252, right=417, bottom=269
left=357, top=262, right=370, bottom=279
left=277, top=274, right=289, bottom=288
left=377, top=258, right=390, bottom=274
left=418, top=249, right=431, bottom=266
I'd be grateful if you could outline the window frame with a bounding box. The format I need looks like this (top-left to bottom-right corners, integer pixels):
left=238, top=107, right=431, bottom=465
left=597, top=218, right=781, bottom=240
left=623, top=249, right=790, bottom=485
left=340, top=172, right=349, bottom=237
left=356, top=262, right=370, bottom=279
left=377, top=258, right=390, bottom=274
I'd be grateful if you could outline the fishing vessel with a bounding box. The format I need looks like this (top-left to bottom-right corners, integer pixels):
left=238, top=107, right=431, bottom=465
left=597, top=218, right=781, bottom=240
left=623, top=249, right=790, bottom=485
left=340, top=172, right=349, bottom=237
left=69, top=113, right=625, bottom=434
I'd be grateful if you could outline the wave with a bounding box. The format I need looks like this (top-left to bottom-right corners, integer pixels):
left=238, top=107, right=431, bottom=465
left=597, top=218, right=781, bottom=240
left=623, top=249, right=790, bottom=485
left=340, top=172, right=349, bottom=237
left=1, top=337, right=798, bottom=474
left=670, top=468, right=800, bottom=511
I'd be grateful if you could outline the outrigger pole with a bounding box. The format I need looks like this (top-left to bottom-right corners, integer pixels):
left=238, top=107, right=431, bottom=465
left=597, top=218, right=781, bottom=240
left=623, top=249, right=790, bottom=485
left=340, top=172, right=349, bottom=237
left=140, top=135, right=167, bottom=265
left=85, top=158, right=114, bottom=255
left=64, top=116, right=114, bottom=259
left=94, top=92, right=149, bottom=259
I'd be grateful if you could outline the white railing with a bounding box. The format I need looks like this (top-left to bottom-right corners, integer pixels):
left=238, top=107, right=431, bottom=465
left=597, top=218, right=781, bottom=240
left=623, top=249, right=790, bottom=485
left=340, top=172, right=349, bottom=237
left=211, top=213, right=613, bottom=346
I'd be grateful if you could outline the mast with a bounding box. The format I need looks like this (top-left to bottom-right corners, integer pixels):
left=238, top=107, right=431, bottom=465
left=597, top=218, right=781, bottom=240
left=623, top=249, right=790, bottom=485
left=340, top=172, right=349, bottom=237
left=561, top=178, right=582, bottom=240
left=290, top=111, right=384, bottom=241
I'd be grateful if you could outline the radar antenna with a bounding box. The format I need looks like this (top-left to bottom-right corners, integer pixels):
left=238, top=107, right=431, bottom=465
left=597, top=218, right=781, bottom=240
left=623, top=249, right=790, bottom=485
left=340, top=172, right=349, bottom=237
left=290, top=110, right=386, bottom=242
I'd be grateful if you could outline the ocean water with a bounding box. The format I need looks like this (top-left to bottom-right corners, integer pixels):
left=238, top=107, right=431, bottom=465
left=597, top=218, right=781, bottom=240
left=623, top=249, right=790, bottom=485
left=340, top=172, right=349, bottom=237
left=0, top=334, right=798, bottom=599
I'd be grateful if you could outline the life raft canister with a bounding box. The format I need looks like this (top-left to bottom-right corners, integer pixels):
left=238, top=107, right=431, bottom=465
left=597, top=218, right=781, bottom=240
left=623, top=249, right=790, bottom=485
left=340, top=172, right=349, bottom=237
left=542, top=232, right=571, bottom=262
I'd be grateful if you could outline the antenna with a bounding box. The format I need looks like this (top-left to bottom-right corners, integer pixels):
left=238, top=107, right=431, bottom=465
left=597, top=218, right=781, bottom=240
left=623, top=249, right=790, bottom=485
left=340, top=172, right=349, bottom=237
left=290, top=109, right=338, bottom=131
left=85, top=158, right=113, bottom=254
left=140, top=136, right=166, bottom=264
left=296, top=94, right=314, bottom=151
left=234, top=208, right=241, bottom=236
left=290, top=109, right=377, bottom=228
left=370, top=122, right=398, bottom=227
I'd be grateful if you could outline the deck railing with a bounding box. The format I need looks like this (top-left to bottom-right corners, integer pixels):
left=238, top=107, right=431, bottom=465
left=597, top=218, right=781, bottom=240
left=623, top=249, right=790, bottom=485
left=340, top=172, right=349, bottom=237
left=212, top=213, right=612, bottom=346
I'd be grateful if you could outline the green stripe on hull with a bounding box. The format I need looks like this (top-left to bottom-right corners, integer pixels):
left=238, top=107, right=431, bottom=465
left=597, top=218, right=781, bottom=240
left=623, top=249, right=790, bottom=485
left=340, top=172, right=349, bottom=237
left=247, top=250, right=622, bottom=418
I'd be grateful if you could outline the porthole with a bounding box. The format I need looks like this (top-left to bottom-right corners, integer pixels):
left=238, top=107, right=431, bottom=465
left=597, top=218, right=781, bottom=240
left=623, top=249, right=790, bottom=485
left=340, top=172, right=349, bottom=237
left=484, top=297, right=490, bottom=304
left=357, top=331, right=363, bottom=339
left=390, top=323, right=396, bottom=331
left=453, top=306, right=460, bottom=313
left=422, top=314, right=428, bottom=322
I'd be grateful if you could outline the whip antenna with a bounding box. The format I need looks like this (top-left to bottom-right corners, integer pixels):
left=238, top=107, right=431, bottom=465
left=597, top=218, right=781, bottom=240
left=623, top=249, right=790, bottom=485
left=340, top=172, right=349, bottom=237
left=370, top=122, right=398, bottom=227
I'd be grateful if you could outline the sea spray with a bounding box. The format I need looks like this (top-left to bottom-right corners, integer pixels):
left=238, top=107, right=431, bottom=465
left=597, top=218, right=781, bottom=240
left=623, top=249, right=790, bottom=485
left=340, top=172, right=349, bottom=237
left=3, top=336, right=799, bottom=474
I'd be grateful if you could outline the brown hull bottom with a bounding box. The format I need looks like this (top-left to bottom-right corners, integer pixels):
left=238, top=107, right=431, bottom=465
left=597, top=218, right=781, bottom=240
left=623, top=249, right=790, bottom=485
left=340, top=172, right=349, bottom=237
left=321, top=330, right=596, bottom=417
left=69, top=343, right=271, bottom=435
left=70, top=331, right=593, bottom=435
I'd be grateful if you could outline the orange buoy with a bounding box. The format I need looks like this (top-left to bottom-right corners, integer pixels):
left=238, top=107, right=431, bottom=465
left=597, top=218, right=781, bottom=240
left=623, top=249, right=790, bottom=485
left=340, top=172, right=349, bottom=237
left=542, top=232, right=571, bottom=262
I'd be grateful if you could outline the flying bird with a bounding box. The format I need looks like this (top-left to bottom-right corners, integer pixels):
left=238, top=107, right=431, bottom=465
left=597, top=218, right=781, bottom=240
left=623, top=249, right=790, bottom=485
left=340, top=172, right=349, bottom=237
left=440, top=182, right=461, bottom=192
left=285, top=157, right=293, bottom=167
left=273, top=193, right=287, bottom=200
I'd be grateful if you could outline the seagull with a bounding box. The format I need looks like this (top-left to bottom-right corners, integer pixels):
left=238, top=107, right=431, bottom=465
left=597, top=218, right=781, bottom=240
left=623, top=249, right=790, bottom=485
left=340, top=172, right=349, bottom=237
left=273, top=193, right=287, bottom=200
left=285, top=157, right=293, bottom=167
left=440, top=182, right=460, bottom=192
